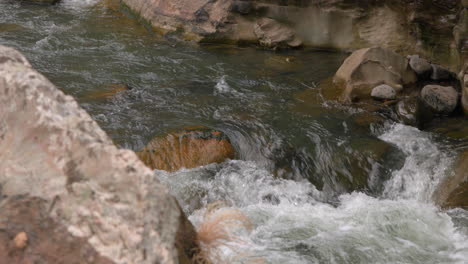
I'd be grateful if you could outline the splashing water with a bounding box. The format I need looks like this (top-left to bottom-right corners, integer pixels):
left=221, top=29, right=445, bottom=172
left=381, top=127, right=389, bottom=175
left=160, top=124, right=468, bottom=264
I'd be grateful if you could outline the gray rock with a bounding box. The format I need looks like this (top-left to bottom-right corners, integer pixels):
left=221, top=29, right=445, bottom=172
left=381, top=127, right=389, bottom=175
left=395, top=96, right=433, bottom=128
left=371, top=84, right=396, bottom=100
left=408, top=55, right=432, bottom=78
left=430, top=64, right=454, bottom=81
left=421, top=85, right=459, bottom=114
left=0, top=45, right=197, bottom=264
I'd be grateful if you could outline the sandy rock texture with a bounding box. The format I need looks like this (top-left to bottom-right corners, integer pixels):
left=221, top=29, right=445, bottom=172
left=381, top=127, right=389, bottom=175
left=0, top=45, right=198, bottom=264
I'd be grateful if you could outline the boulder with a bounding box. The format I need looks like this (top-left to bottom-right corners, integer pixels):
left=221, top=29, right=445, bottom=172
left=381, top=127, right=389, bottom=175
left=0, top=45, right=198, bottom=264
left=371, top=84, right=396, bottom=100
left=0, top=196, right=113, bottom=264
left=408, top=55, right=432, bottom=79
left=334, top=47, right=416, bottom=102
left=433, top=150, right=468, bottom=209
left=253, top=18, right=302, bottom=49
left=430, top=64, right=455, bottom=81
left=137, top=126, right=236, bottom=171
left=395, top=96, right=433, bottom=128
left=421, top=85, right=459, bottom=114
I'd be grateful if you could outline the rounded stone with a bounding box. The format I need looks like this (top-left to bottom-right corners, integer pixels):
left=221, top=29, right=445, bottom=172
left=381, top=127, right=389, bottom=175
left=421, top=85, right=458, bottom=114
left=408, top=55, right=432, bottom=78
left=371, top=84, right=396, bottom=100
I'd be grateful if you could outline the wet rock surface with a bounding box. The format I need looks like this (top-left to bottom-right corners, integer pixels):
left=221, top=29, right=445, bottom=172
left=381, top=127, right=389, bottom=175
left=0, top=45, right=198, bottom=264
left=137, top=126, right=236, bottom=171
left=434, top=150, right=468, bottom=209
left=121, top=0, right=461, bottom=63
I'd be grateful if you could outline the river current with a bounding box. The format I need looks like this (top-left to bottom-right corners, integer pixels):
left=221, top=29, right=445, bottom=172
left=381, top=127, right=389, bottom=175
left=1, top=1, right=467, bottom=263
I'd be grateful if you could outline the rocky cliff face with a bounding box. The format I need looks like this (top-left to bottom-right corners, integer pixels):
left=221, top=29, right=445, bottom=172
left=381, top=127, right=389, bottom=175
left=0, top=45, right=198, bottom=264
left=121, top=0, right=462, bottom=64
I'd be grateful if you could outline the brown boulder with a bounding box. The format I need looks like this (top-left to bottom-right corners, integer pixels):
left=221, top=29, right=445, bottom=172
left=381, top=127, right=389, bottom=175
left=0, top=196, right=114, bottom=264
left=434, top=150, right=468, bottom=209
left=334, top=47, right=416, bottom=102
left=137, top=126, right=236, bottom=171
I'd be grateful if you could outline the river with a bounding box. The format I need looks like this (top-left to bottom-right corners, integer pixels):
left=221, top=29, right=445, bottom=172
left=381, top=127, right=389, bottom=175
left=1, top=1, right=467, bottom=263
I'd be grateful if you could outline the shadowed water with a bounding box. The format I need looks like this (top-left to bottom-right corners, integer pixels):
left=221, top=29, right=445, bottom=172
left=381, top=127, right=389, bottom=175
left=1, top=1, right=467, bottom=263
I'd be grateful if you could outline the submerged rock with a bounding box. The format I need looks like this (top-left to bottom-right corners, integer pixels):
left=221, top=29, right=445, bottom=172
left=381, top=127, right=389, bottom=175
left=334, top=47, right=416, bottom=102
left=371, top=84, right=396, bottom=101
left=86, top=83, right=132, bottom=99
left=0, top=45, right=198, bottom=264
left=434, top=150, right=468, bottom=209
left=421, top=85, right=459, bottom=115
left=137, top=126, right=236, bottom=171
left=253, top=18, right=302, bottom=49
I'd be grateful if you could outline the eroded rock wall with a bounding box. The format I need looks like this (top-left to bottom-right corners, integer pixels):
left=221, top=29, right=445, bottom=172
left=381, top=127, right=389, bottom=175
left=0, top=45, right=197, bottom=264
left=121, top=0, right=462, bottom=63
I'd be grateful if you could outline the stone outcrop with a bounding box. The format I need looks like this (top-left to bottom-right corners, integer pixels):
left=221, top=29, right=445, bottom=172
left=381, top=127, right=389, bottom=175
left=137, top=126, right=236, bottom=171
left=333, top=47, right=416, bottom=102
left=434, top=150, right=468, bottom=209
left=121, top=0, right=461, bottom=61
left=0, top=45, right=198, bottom=264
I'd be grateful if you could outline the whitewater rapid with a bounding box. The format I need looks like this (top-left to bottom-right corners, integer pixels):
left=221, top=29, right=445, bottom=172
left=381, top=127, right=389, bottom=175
left=159, top=124, right=468, bottom=264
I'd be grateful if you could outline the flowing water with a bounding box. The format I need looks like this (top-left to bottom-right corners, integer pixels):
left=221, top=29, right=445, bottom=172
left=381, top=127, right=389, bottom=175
left=1, top=1, right=467, bottom=263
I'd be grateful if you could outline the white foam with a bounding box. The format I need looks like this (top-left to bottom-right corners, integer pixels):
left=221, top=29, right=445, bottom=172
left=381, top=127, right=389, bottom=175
left=159, top=124, right=468, bottom=263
